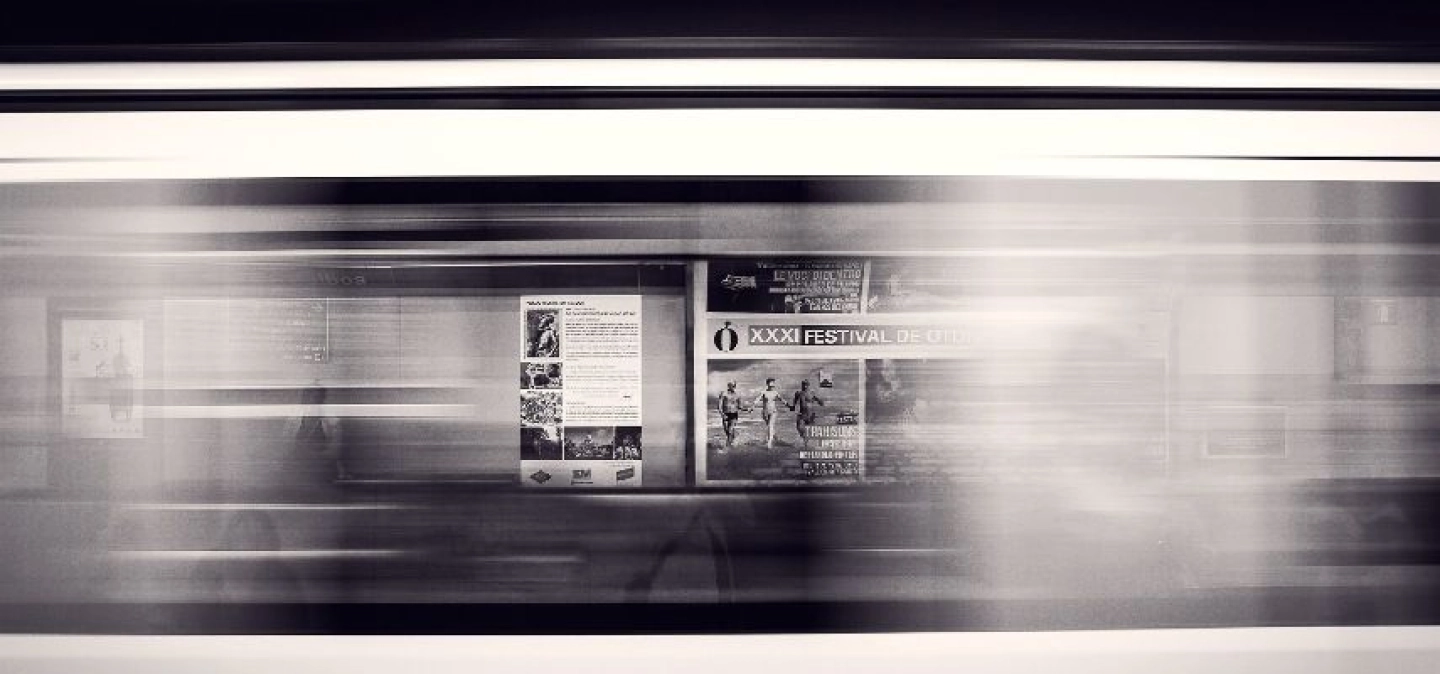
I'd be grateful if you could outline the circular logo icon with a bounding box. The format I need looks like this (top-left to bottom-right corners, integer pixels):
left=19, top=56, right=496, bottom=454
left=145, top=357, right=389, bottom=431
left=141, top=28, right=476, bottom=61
left=713, top=321, right=739, bottom=352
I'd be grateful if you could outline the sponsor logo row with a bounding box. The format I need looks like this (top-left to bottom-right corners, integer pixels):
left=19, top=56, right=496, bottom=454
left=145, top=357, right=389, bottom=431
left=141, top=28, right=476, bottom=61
left=527, top=465, right=638, bottom=487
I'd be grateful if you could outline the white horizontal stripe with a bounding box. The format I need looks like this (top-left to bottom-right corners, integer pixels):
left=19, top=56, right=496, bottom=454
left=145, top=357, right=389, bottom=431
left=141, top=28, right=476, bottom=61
left=0, top=110, right=1438, bottom=181
left=147, top=381, right=481, bottom=390
left=112, top=549, right=407, bottom=560
left=31, top=243, right=1440, bottom=259
left=1, top=629, right=1439, bottom=673
left=155, top=404, right=477, bottom=419
left=121, top=503, right=410, bottom=511
left=2, top=59, right=1440, bottom=91
left=8, top=157, right=1440, bottom=183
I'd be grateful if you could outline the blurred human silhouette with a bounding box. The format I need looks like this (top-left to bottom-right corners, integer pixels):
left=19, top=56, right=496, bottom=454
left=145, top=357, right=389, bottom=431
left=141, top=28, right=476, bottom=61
left=625, top=508, right=734, bottom=603
left=283, top=384, right=349, bottom=484
left=108, top=336, right=135, bottom=422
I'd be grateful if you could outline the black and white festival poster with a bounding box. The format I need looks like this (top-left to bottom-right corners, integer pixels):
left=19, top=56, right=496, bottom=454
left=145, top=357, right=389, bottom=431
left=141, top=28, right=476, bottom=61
left=695, top=258, right=1171, bottom=486
left=697, top=259, right=870, bottom=485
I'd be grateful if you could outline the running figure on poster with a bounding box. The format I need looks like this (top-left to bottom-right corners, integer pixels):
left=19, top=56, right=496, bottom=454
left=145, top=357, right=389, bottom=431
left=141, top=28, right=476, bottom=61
left=718, top=381, right=744, bottom=448
left=753, top=378, right=786, bottom=449
left=791, top=379, right=826, bottom=448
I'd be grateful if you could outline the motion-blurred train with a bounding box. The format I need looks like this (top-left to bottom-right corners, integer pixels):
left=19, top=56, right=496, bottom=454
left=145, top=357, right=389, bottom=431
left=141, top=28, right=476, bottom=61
left=1, top=59, right=1440, bottom=633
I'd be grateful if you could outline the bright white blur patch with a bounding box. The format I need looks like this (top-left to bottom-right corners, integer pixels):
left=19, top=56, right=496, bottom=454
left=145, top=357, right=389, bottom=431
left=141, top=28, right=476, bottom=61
left=152, top=404, right=478, bottom=419
left=1, top=59, right=1440, bottom=90
left=1, top=110, right=1440, bottom=181
left=0, top=628, right=1436, bottom=673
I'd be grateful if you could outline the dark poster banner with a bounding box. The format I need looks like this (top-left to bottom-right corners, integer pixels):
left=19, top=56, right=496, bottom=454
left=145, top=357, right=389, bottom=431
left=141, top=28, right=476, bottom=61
left=706, top=259, right=866, bottom=314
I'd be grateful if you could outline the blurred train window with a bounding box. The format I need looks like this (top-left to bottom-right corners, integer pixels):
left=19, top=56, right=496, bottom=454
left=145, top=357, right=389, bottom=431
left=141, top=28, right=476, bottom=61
left=1337, top=297, right=1440, bottom=384
left=167, top=263, right=682, bottom=493
left=32, top=259, right=691, bottom=498
left=4, top=162, right=1440, bottom=628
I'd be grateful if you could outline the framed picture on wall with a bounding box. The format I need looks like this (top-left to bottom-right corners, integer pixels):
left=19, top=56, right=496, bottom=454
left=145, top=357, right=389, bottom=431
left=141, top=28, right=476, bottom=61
left=59, top=318, right=145, bottom=439
left=1336, top=297, right=1440, bottom=385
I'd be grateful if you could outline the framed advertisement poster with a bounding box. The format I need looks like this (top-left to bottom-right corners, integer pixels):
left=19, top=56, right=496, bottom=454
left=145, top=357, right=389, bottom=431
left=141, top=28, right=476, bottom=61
left=694, top=258, right=1171, bottom=487
left=520, top=295, right=643, bottom=488
left=60, top=318, right=145, bottom=439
